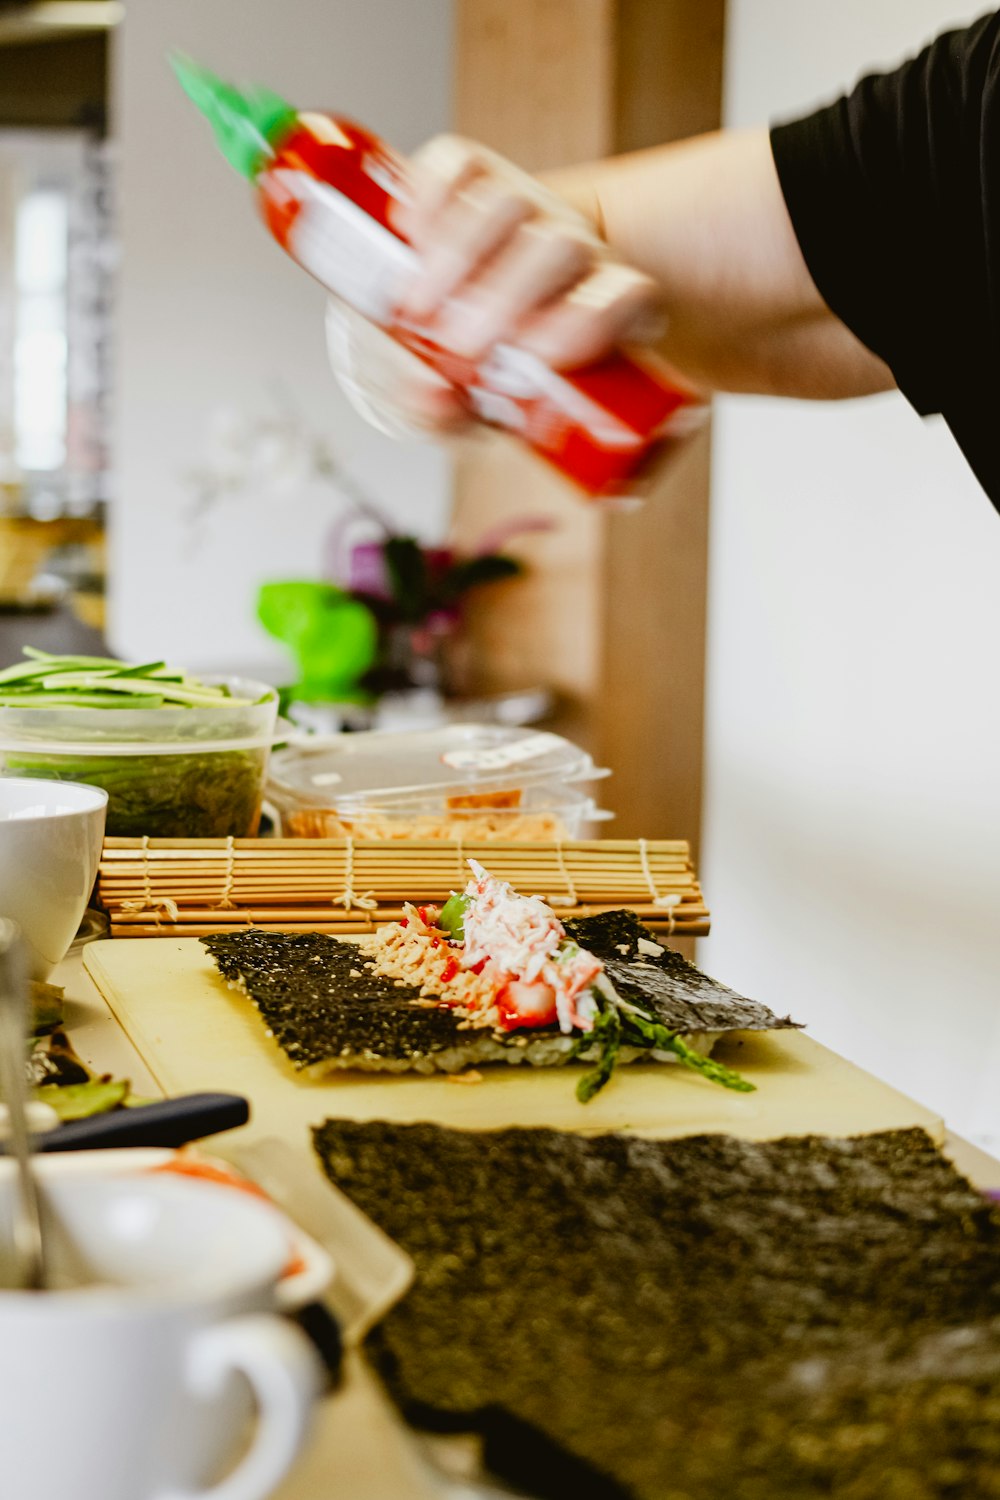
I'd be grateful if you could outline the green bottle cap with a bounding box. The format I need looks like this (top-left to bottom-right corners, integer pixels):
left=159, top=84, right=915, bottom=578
left=171, top=54, right=297, bottom=180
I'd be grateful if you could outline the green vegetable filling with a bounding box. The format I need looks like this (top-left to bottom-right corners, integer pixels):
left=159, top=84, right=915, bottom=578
left=438, top=890, right=756, bottom=1101
left=572, top=989, right=755, bottom=1102
left=618, top=1009, right=756, bottom=1093
left=438, top=892, right=470, bottom=942
left=573, top=1002, right=622, bottom=1103
left=0, top=650, right=259, bottom=707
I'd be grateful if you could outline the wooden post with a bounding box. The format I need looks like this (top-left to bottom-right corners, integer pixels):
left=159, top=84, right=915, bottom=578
left=452, top=0, right=725, bottom=857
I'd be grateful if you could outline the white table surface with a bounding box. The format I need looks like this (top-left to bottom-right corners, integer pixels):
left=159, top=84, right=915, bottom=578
left=55, top=942, right=1000, bottom=1500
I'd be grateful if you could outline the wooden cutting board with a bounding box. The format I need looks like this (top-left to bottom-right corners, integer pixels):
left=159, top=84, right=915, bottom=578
left=84, top=938, right=943, bottom=1148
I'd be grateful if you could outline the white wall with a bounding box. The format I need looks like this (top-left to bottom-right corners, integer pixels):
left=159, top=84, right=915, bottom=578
left=702, top=3, right=1000, bottom=1144
left=110, top=0, right=453, bottom=679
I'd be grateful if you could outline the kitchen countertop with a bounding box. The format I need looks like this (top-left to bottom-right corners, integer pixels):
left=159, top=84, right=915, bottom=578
left=56, top=941, right=1000, bottom=1500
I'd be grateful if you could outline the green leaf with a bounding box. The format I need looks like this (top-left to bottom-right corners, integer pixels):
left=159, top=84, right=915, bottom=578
left=383, top=537, right=429, bottom=622
left=257, top=581, right=339, bottom=647
left=438, top=553, right=520, bottom=604
left=257, top=581, right=378, bottom=696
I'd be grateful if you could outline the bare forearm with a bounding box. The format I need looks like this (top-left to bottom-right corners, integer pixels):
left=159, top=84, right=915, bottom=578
left=548, top=128, right=895, bottom=400
left=359, top=126, right=894, bottom=435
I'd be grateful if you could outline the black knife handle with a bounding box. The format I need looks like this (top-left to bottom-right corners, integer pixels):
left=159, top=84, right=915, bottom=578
left=34, top=1092, right=250, bottom=1152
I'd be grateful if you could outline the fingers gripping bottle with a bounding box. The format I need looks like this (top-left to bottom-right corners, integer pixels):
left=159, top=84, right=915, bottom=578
left=174, top=58, right=705, bottom=502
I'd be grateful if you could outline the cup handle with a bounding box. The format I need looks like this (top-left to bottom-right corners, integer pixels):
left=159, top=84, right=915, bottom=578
left=157, top=1314, right=322, bottom=1500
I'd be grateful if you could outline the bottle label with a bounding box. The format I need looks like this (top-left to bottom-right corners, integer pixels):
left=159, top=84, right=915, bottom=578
left=275, top=168, right=415, bottom=322
left=441, top=733, right=566, bottom=772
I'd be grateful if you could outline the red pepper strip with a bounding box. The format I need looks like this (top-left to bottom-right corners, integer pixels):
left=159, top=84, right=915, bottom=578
left=440, top=956, right=459, bottom=983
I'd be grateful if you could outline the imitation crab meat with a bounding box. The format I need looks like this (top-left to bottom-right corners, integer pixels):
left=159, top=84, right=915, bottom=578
left=461, top=861, right=602, bottom=1034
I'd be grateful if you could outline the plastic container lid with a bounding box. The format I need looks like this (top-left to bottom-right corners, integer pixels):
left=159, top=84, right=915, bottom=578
left=0, top=677, right=278, bottom=756
left=269, top=724, right=609, bottom=810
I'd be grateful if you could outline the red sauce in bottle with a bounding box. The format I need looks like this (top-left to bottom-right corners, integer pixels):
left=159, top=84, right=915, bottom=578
left=178, top=63, right=705, bottom=501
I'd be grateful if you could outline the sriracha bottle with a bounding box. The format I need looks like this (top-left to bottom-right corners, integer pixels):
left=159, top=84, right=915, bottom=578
left=175, top=58, right=705, bottom=502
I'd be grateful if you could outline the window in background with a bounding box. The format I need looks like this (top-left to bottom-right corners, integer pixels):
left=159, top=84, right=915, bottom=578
left=0, top=129, right=114, bottom=519
left=15, top=185, right=69, bottom=475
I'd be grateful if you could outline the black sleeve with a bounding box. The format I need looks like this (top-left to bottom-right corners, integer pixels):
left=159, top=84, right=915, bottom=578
left=770, top=11, right=1000, bottom=500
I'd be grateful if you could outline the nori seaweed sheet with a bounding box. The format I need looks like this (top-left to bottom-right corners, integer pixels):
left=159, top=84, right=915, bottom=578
left=313, top=1121, right=1000, bottom=1499
left=202, top=915, right=794, bottom=1073
left=566, top=911, right=799, bottom=1033
left=202, top=931, right=457, bottom=1069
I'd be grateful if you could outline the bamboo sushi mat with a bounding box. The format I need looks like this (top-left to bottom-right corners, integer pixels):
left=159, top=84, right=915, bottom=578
left=96, top=837, right=709, bottom=938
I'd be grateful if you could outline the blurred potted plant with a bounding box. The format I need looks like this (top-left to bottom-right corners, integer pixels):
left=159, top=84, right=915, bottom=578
left=259, top=516, right=543, bottom=709
left=188, top=393, right=548, bottom=707
left=334, top=519, right=540, bottom=696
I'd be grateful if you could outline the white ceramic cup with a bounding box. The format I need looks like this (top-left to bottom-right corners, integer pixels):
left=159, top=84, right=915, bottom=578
left=0, top=777, right=107, bottom=978
left=0, top=1165, right=323, bottom=1500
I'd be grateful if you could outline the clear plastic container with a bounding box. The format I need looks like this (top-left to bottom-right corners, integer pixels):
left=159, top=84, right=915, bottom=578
left=271, top=724, right=607, bottom=802
left=266, top=725, right=612, bottom=841
left=0, top=677, right=278, bottom=838
left=269, top=779, right=612, bottom=841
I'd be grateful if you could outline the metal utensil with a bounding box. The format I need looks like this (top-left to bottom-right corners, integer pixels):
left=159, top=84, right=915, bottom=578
left=0, top=919, right=46, bottom=1289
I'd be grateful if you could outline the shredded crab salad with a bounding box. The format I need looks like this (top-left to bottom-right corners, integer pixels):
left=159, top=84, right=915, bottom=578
left=359, top=859, right=756, bottom=1102
left=460, top=861, right=602, bottom=1033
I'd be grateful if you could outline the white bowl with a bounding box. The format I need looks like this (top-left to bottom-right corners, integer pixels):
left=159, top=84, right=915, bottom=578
left=16, top=1148, right=335, bottom=1310
left=0, top=777, right=107, bottom=979
left=0, top=1160, right=291, bottom=1300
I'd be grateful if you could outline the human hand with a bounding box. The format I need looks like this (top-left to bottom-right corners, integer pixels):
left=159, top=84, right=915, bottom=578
left=327, top=134, right=663, bottom=437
